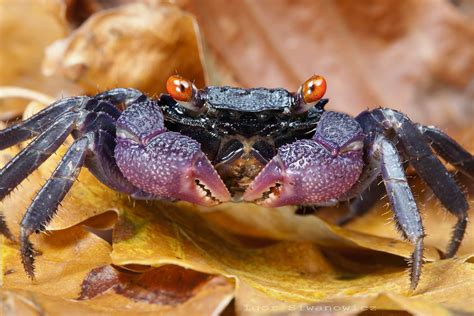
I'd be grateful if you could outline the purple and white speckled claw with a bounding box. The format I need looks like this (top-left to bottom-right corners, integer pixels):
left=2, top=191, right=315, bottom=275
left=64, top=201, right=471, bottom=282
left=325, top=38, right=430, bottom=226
left=243, top=112, right=365, bottom=207
left=114, top=102, right=230, bottom=206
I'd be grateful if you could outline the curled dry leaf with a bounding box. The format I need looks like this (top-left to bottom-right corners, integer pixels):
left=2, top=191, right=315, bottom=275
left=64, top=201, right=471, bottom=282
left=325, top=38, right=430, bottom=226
left=42, top=2, right=206, bottom=96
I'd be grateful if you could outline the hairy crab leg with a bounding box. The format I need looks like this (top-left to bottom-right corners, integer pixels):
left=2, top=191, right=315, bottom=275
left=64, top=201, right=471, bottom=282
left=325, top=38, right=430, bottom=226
left=0, top=97, right=86, bottom=150
left=20, top=136, right=89, bottom=278
left=418, top=125, right=474, bottom=179
left=0, top=112, right=78, bottom=200
left=0, top=88, right=144, bottom=150
left=375, top=135, right=424, bottom=289
left=0, top=215, right=14, bottom=240
left=358, top=109, right=469, bottom=259
left=338, top=177, right=385, bottom=226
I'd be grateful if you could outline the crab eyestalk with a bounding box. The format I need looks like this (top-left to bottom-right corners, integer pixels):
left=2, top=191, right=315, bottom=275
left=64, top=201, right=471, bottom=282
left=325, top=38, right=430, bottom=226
left=292, top=75, right=327, bottom=114
left=166, top=75, right=204, bottom=112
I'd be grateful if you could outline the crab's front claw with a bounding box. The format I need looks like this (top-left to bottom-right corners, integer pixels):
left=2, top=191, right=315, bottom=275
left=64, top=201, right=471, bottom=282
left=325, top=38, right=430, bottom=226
left=115, top=102, right=230, bottom=206
left=184, top=151, right=232, bottom=205
left=244, top=112, right=365, bottom=207
left=116, top=131, right=230, bottom=206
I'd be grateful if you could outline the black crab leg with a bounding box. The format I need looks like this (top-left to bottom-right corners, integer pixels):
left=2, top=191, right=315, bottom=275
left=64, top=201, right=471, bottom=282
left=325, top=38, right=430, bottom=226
left=83, top=112, right=140, bottom=194
left=361, top=109, right=469, bottom=259
left=338, top=177, right=385, bottom=226
left=20, top=136, right=90, bottom=278
left=0, top=89, right=144, bottom=242
left=0, top=214, right=14, bottom=241
left=376, top=135, right=425, bottom=289
left=94, top=88, right=146, bottom=107
left=418, top=125, right=474, bottom=179
left=0, top=112, right=77, bottom=241
left=0, top=112, right=78, bottom=200
left=295, top=205, right=319, bottom=215
left=0, top=97, right=86, bottom=150
left=0, top=88, right=143, bottom=151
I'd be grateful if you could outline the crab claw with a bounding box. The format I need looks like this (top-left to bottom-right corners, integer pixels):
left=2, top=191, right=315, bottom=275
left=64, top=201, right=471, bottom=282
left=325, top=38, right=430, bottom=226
left=182, top=152, right=232, bottom=205
left=116, top=131, right=230, bottom=206
left=115, top=102, right=230, bottom=206
left=243, top=112, right=365, bottom=207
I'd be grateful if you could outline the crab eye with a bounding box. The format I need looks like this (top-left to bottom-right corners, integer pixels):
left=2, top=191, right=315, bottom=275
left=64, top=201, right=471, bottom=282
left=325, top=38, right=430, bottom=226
left=166, top=75, right=194, bottom=102
left=166, top=75, right=204, bottom=112
left=292, top=75, right=327, bottom=114
left=301, top=75, right=326, bottom=104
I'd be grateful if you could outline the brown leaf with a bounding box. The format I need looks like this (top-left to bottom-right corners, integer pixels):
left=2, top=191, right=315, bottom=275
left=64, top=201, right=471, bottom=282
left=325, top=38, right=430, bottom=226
left=43, top=2, right=206, bottom=96
left=1, top=229, right=234, bottom=315
left=78, top=265, right=230, bottom=306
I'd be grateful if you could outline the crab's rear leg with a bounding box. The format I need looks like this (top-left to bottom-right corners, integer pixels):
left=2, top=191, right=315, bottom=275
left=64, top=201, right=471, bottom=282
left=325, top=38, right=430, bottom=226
left=0, top=89, right=146, bottom=241
left=0, top=88, right=144, bottom=150
left=20, top=136, right=90, bottom=278
left=0, top=97, right=86, bottom=150
left=0, top=112, right=79, bottom=241
left=418, top=125, right=474, bottom=179
left=0, top=112, right=78, bottom=200
left=374, top=135, right=424, bottom=289
left=361, top=109, right=469, bottom=259
left=18, top=109, right=145, bottom=277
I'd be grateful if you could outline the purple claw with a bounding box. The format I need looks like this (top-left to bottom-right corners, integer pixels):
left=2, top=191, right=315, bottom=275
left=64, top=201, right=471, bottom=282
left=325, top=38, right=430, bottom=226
left=244, top=112, right=365, bottom=207
left=114, top=102, right=230, bottom=206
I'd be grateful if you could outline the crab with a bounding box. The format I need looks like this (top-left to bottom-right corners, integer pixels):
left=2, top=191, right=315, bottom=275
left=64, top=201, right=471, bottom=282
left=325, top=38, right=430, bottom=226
left=0, top=75, right=473, bottom=289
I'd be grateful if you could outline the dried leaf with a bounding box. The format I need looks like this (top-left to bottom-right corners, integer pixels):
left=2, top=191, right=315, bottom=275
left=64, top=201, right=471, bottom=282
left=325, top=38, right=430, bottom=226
left=1, top=230, right=233, bottom=315
left=43, top=2, right=206, bottom=96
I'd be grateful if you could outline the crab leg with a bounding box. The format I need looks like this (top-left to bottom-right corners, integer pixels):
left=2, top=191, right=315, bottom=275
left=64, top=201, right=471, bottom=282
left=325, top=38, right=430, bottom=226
left=418, top=125, right=474, bottom=179
left=0, top=215, right=14, bottom=241
left=358, top=109, right=468, bottom=258
left=0, top=97, right=85, bottom=150
left=0, top=112, right=78, bottom=200
left=374, top=135, right=425, bottom=289
left=20, top=136, right=89, bottom=278
left=0, top=88, right=144, bottom=151
left=84, top=122, right=140, bottom=194
left=94, top=88, right=146, bottom=106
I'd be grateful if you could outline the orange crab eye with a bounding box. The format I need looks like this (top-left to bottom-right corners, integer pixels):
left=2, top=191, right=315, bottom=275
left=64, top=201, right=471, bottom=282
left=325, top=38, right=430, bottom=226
left=301, top=75, right=327, bottom=104
left=166, top=75, right=194, bottom=102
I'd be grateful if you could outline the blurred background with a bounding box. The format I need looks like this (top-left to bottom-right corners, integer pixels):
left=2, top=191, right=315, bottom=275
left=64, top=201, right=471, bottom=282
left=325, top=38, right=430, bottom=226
left=1, top=0, right=473, bottom=129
